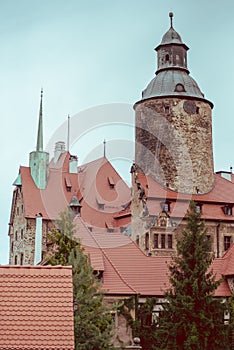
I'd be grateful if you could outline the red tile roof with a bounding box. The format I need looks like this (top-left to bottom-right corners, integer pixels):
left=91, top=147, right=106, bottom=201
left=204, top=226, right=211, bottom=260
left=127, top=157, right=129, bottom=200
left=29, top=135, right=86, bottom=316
left=74, top=217, right=230, bottom=297
left=18, top=153, right=131, bottom=230
left=0, top=265, right=74, bottom=349
left=137, top=172, right=234, bottom=220
left=74, top=217, right=232, bottom=297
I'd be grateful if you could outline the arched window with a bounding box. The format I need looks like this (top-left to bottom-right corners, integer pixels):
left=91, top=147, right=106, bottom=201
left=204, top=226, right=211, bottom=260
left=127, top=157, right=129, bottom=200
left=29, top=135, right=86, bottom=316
left=165, top=54, right=170, bottom=62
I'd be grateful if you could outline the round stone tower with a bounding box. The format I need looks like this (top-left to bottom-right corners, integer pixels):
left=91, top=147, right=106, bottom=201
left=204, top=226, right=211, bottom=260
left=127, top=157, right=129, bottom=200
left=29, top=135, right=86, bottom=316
left=134, top=13, right=214, bottom=194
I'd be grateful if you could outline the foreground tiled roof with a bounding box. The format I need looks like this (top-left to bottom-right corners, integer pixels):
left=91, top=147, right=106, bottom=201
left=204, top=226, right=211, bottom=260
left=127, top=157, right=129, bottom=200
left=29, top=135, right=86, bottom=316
left=0, top=265, right=74, bottom=349
left=74, top=217, right=231, bottom=297
left=17, top=153, right=131, bottom=230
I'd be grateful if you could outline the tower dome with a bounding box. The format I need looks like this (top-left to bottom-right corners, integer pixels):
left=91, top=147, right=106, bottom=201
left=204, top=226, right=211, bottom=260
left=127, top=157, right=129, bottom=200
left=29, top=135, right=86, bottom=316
left=140, top=12, right=212, bottom=106
left=161, top=26, right=182, bottom=45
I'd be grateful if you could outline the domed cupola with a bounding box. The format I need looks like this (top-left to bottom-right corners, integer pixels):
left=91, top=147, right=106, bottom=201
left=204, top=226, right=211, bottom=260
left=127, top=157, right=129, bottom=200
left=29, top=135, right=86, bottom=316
left=156, top=12, right=189, bottom=73
left=141, top=13, right=211, bottom=103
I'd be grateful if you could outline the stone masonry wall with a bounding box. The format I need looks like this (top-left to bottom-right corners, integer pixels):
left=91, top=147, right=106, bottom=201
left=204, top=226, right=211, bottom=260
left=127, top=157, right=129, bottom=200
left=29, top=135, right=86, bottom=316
left=135, top=98, right=214, bottom=194
left=9, top=186, right=54, bottom=265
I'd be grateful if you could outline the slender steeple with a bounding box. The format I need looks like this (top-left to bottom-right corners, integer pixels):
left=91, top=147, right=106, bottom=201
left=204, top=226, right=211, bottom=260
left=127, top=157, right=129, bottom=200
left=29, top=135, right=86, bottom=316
left=103, top=139, right=106, bottom=158
left=29, top=90, right=49, bottom=190
left=36, top=88, right=43, bottom=152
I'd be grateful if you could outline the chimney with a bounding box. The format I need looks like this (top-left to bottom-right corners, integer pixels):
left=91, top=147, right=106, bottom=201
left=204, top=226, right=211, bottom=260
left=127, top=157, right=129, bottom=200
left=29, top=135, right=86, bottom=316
left=69, top=155, right=78, bottom=174
left=54, top=141, right=65, bottom=163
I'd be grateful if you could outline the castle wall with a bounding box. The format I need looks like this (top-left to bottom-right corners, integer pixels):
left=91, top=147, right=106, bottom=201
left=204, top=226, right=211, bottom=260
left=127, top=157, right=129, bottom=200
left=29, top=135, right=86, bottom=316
left=135, top=98, right=214, bottom=194
left=9, top=186, right=54, bottom=265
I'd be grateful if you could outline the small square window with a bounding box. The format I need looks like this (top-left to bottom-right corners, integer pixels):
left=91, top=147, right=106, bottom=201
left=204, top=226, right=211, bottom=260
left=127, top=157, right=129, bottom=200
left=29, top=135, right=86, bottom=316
left=222, top=205, right=232, bottom=216
left=195, top=203, right=202, bottom=214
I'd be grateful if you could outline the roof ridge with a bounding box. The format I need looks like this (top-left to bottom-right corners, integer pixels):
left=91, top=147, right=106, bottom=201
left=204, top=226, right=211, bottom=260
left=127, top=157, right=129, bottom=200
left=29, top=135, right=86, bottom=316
left=0, top=265, right=72, bottom=269
left=89, top=232, right=137, bottom=294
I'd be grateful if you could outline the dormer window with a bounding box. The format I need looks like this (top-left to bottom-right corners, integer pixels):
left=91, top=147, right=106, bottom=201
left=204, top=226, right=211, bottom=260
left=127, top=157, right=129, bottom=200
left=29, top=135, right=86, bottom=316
left=175, top=83, right=185, bottom=92
left=195, top=203, right=202, bottom=214
left=108, top=176, right=115, bottom=190
left=222, top=205, right=233, bottom=216
left=65, top=175, right=72, bottom=192
left=105, top=222, right=114, bottom=233
left=161, top=201, right=170, bottom=213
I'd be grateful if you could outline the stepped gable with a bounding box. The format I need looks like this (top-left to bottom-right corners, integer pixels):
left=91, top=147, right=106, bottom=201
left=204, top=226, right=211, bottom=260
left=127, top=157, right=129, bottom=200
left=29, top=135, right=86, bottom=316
left=0, top=265, right=74, bottom=349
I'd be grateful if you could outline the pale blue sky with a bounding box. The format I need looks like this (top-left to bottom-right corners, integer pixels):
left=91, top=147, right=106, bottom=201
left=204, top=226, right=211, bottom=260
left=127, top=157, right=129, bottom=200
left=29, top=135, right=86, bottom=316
left=0, top=0, right=234, bottom=263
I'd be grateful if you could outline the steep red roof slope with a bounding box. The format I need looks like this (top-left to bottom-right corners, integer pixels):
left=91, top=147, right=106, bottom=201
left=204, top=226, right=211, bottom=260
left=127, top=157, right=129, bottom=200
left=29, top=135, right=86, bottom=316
left=18, top=153, right=131, bottom=230
left=0, top=265, right=74, bottom=349
left=137, top=172, right=234, bottom=221
left=74, top=217, right=230, bottom=297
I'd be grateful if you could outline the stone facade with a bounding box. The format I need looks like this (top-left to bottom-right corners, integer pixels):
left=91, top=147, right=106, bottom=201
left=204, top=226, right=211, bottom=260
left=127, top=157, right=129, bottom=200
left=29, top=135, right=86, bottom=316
left=131, top=169, right=234, bottom=258
left=8, top=186, right=53, bottom=265
left=135, top=97, right=214, bottom=194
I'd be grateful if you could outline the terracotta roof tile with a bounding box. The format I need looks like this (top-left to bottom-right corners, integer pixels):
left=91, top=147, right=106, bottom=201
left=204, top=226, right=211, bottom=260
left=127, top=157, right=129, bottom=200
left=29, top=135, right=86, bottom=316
left=0, top=265, right=74, bottom=349
left=19, top=154, right=131, bottom=230
left=74, top=217, right=232, bottom=297
left=137, top=173, right=234, bottom=221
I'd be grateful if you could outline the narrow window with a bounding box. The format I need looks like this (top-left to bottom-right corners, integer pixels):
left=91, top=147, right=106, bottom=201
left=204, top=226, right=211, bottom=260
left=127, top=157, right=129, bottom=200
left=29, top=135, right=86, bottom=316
left=20, top=253, right=24, bottom=265
left=15, top=230, right=18, bottom=241
left=168, top=234, right=173, bottom=249
left=153, top=234, right=159, bottom=249
left=165, top=106, right=170, bottom=115
left=224, top=236, right=231, bottom=251
left=145, top=233, right=149, bottom=250
left=11, top=241, right=14, bottom=253
left=136, top=235, right=139, bottom=246
left=21, top=229, right=23, bottom=240
left=165, top=54, right=170, bottom=62
left=14, top=255, right=18, bottom=265
left=161, top=234, right=165, bottom=249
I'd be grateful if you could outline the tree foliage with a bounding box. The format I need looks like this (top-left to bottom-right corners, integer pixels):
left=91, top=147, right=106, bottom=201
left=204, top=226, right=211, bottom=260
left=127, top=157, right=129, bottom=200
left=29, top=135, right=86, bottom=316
left=154, top=201, right=230, bottom=350
left=46, top=209, right=114, bottom=350
left=132, top=296, right=158, bottom=350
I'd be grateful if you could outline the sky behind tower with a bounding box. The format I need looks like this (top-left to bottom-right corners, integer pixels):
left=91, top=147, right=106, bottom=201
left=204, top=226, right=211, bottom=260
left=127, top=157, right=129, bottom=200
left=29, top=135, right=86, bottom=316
left=0, top=0, right=234, bottom=263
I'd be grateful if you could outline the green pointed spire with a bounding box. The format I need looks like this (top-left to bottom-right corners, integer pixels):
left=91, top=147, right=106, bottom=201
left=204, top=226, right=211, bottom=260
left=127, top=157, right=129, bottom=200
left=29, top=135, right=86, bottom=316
left=36, top=88, right=43, bottom=152
left=29, top=89, right=49, bottom=190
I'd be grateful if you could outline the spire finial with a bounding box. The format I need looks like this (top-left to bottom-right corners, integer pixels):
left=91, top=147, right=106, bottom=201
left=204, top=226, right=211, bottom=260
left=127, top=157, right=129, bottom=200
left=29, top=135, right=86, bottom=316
left=103, top=139, right=106, bottom=158
left=36, top=88, right=44, bottom=152
left=169, top=12, right=174, bottom=28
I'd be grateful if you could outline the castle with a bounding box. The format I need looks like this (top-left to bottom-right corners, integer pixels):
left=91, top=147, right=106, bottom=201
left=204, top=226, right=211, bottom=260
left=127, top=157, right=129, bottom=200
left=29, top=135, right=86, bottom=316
left=7, top=12, right=234, bottom=348
left=8, top=13, right=234, bottom=265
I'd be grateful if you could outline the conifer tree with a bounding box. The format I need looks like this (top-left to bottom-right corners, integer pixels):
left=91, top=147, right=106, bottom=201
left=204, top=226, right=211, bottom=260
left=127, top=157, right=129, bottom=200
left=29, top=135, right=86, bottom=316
left=154, top=201, right=229, bottom=350
left=46, top=209, right=114, bottom=350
